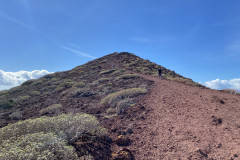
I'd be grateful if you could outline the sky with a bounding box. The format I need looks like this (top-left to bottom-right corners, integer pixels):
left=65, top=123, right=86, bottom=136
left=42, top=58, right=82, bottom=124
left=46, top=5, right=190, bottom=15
left=0, top=0, right=240, bottom=91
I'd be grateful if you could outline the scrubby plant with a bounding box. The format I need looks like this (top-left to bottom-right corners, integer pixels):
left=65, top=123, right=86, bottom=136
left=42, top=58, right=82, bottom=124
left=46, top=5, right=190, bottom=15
left=39, top=104, right=62, bottom=116
left=31, top=79, right=43, bottom=86
left=115, top=74, right=139, bottom=80
left=21, top=79, right=36, bottom=86
left=222, top=89, right=240, bottom=95
left=70, top=88, right=97, bottom=98
left=106, top=107, right=116, bottom=114
left=101, top=88, right=147, bottom=105
left=9, top=111, right=23, bottom=120
left=99, top=69, right=116, bottom=75
left=0, top=132, right=78, bottom=160
left=0, top=113, right=106, bottom=144
left=116, top=98, right=135, bottom=115
left=29, top=90, right=41, bottom=96
left=0, top=99, right=14, bottom=110
left=73, top=82, right=85, bottom=88
left=56, top=80, right=75, bottom=92
left=110, top=69, right=126, bottom=76
left=14, top=95, right=31, bottom=103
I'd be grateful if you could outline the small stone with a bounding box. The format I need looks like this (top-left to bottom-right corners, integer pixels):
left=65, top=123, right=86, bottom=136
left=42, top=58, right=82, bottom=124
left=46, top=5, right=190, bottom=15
left=126, top=128, right=133, bottom=134
left=112, top=148, right=134, bottom=160
left=116, top=135, right=130, bottom=146
left=118, top=130, right=126, bottom=135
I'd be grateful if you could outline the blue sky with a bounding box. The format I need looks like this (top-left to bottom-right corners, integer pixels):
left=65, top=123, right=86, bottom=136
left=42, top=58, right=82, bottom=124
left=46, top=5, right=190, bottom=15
left=0, top=0, right=240, bottom=90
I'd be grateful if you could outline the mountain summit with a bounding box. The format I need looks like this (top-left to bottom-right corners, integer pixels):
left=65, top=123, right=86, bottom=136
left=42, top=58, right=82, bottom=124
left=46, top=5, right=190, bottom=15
left=1, top=52, right=240, bottom=159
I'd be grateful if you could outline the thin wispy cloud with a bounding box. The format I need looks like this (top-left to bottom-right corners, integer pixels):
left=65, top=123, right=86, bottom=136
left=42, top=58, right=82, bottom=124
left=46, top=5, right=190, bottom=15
left=0, top=11, right=38, bottom=31
left=130, top=37, right=153, bottom=43
left=60, top=46, right=97, bottom=59
left=68, top=43, right=82, bottom=49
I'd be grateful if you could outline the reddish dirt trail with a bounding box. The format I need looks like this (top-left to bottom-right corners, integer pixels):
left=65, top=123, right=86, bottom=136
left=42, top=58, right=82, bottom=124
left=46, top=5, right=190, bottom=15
left=111, top=76, right=240, bottom=159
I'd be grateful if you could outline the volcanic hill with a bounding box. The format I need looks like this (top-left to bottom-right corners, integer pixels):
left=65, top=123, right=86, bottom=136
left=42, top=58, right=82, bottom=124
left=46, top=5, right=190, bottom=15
left=0, top=52, right=240, bottom=159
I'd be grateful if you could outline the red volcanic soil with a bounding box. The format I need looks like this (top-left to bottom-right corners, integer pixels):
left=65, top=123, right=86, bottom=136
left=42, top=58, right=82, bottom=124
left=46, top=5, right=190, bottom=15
left=107, top=75, right=240, bottom=159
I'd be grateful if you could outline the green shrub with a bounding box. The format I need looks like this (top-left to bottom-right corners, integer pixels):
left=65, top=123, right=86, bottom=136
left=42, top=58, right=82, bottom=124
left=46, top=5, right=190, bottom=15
left=0, top=99, right=14, bottom=110
left=0, top=113, right=106, bottom=144
left=101, top=88, right=147, bottom=105
left=29, top=91, right=41, bottom=96
left=9, top=111, right=23, bottom=120
left=115, top=74, right=139, bottom=80
left=56, top=80, right=75, bottom=91
left=0, top=132, right=78, bottom=160
left=21, top=79, right=36, bottom=86
left=39, top=104, right=62, bottom=115
left=99, top=69, right=116, bottom=75
left=14, top=95, right=31, bottom=103
left=73, top=82, right=85, bottom=88
left=116, top=98, right=135, bottom=115
left=110, top=69, right=126, bottom=76
left=31, top=79, right=43, bottom=86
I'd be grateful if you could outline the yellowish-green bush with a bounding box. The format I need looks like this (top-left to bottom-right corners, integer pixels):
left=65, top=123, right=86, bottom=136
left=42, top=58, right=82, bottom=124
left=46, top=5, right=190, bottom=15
left=39, top=103, right=62, bottom=115
left=101, top=88, right=147, bottom=105
left=115, top=74, right=139, bottom=80
left=116, top=98, right=135, bottom=115
left=14, top=95, right=31, bottom=103
left=0, top=113, right=107, bottom=144
left=73, top=82, right=85, bottom=88
left=99, top=69, right=116, bottom=75
left=0, top=99, right=14, bottom=110
left=110, top=69, right=126, bottom=76
left=29, top=90, right=41, bottom=96
left=21, top=79, right=36, bottom=86
left=0, top=132, right=78, bottom=160
left=106, top=107, right=116, bottom=114
left=9, top=111, right=23, bottom=120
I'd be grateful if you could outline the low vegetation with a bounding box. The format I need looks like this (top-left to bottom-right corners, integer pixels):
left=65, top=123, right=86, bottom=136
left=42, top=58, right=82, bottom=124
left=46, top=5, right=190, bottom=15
left=0, top=132, right=78, bottom=160
left=221, top=89, right=240, bottom=95
left=0, top=99, right=14, bottom=110
left=101, top=88, right=147, bottom=105
left=99, top=69, right=117, bottom=75
left=39, top=103, right=62, bottom=115
left=115, top=74, right=139, bottom=80
left=0, top=113, right=107, bottom=159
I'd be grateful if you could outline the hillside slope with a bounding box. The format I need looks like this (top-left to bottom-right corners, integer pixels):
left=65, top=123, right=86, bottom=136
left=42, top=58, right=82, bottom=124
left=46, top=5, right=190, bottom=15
left=108, top=75, right=240, bottom=159
left=1, top=52, right=238, bottom=159
left=0, top=52, right=201, bottom=128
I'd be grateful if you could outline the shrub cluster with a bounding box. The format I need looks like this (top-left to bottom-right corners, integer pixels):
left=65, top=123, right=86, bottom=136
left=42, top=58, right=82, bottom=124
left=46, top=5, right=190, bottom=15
left=0, top=99, right=14, bottom=110
left=101, top=88, right=147, bottom=105
left=115, top=74, right=139, bottom=80
left=99, top=69, right=116, bottom=75
left=0, top=132, right=78, bottom=160
left=0, top=113, right=107, bottom=159
left=39, top=103, right=62, bottom=115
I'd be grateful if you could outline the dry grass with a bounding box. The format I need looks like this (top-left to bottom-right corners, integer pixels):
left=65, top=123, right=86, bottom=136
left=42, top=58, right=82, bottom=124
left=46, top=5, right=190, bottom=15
left=39, top=103, right=62, bottom=115
left=101, top=88, right=147, bottom=105
left=221, top=89, right=240, bottom=95
left=115, top=74, right=139, bottom=80
left=99, top=69, right=117, bottom=75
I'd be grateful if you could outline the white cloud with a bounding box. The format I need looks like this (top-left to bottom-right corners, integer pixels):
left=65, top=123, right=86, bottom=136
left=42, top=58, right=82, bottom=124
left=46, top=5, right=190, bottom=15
left=204, top=78, right=240, bottom=90
left=0, top=70, right=52, bottom=91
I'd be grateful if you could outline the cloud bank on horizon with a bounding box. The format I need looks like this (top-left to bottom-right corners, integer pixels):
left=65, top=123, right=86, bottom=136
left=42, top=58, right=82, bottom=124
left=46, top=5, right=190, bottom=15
left=0, top=70, right=52, bottom=91
left=204, top=78, right=240, bottom=90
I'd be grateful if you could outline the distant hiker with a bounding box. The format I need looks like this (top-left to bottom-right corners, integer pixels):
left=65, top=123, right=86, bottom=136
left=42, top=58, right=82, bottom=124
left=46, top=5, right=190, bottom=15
left=112, top=63, right=116, bottom=69
left=158, top=68, right=162, bottom=79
